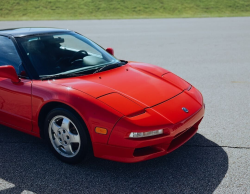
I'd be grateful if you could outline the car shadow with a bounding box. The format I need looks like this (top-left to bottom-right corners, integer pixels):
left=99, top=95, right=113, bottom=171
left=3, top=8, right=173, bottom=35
left=0, top=125, right=228, bottom=194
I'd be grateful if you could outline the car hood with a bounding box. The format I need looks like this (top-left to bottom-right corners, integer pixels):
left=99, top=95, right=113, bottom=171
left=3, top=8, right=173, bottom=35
left=52, top=62, right=189, bottom=108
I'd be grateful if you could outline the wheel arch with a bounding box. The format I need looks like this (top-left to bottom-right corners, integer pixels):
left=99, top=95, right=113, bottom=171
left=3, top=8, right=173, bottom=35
left=38, top=101, right=89, bottom=140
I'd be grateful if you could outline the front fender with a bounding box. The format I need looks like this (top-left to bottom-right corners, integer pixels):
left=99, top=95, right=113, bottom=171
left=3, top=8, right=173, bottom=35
left=32, top=80, right=123, bottom=144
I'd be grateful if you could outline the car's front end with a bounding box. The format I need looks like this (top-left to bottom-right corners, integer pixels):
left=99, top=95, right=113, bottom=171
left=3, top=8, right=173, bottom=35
left=93, top=85, right=205, bottom=163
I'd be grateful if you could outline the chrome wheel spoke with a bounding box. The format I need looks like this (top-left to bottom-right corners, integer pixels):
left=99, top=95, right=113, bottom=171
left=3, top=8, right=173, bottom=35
left=63, top=144, right=74, bottom=155
left=68, top=132, right=80, bottom=144
left=61, top=118, right=70, bottom=131
left=54, top=137, right=61, bottom=147
left=51, top=122, right=60, bottom=133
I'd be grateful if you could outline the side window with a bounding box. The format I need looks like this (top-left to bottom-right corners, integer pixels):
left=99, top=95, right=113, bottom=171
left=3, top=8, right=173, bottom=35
left=0, top=36, right=23, bottom=74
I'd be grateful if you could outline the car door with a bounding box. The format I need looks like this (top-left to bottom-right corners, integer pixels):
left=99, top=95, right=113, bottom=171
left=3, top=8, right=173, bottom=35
left=0, top=35, right=32, bottom=132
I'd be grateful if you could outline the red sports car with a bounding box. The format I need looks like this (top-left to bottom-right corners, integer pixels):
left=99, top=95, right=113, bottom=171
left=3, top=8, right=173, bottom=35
left=0, top=28, right=204, bottom=164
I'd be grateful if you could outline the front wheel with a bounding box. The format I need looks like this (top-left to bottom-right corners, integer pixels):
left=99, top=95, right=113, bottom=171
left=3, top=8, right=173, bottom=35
left=44, top=108, right=91, bottom=164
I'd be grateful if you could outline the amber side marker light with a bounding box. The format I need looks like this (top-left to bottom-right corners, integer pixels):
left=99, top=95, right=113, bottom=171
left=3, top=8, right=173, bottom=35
left=95, top=127, right=108, bottom=135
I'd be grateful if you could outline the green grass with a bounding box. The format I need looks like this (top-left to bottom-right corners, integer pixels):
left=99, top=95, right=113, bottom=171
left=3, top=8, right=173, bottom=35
left=1, top=0, right=250, bottom=20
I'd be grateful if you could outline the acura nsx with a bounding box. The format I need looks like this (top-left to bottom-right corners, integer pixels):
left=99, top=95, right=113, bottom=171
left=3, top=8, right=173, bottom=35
left=0, top=28, right=205, bottom=164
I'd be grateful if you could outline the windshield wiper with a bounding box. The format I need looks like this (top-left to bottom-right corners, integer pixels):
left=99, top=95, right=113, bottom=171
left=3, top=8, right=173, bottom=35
left=93, top=61, right=127, bottom=74
left=40, top=73, right=86, bottom=80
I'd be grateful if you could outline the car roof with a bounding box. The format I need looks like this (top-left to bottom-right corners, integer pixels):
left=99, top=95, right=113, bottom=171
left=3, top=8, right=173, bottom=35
left=0, top=28, right=71, bottom=37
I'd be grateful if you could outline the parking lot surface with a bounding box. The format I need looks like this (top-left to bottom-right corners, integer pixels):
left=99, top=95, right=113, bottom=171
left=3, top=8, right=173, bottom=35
left=0, top=17, right=250, bottom=193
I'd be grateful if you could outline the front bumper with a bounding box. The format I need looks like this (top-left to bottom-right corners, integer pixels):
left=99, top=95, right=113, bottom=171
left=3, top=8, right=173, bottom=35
left=93, top=104, right=205, bottom=163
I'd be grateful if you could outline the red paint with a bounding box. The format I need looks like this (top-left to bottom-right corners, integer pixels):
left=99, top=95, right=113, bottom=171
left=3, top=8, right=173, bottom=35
left=0, top=62, right=205, bottom=163
left=162, top=72, right=190, bottom=90
left=0, top=78, right=32, bottom=132
left=98, top=93, right=144, bottom=116
left=55, top=64, right=183, bottom=107
left=106, top=48, right=114, bottom=55
left=0, top=65, right=20, bottom=83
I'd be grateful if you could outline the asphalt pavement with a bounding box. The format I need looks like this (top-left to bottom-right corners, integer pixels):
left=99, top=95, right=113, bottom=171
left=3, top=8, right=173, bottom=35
left=0, top=17, right=249, bottom=194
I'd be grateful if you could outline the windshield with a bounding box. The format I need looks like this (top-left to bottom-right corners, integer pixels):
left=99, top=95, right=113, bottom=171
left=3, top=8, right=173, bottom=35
left=17, top=32, right=120, bottom=78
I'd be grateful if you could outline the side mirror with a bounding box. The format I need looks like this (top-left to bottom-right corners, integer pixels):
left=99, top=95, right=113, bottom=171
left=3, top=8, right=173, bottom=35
left=0, top=65, right=20, bottom=83
left=106, top=48, right=114, bottom=55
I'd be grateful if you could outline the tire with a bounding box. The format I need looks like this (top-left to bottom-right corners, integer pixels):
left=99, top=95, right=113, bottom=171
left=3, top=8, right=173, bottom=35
left=44, top=107, right=92, bottom=164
